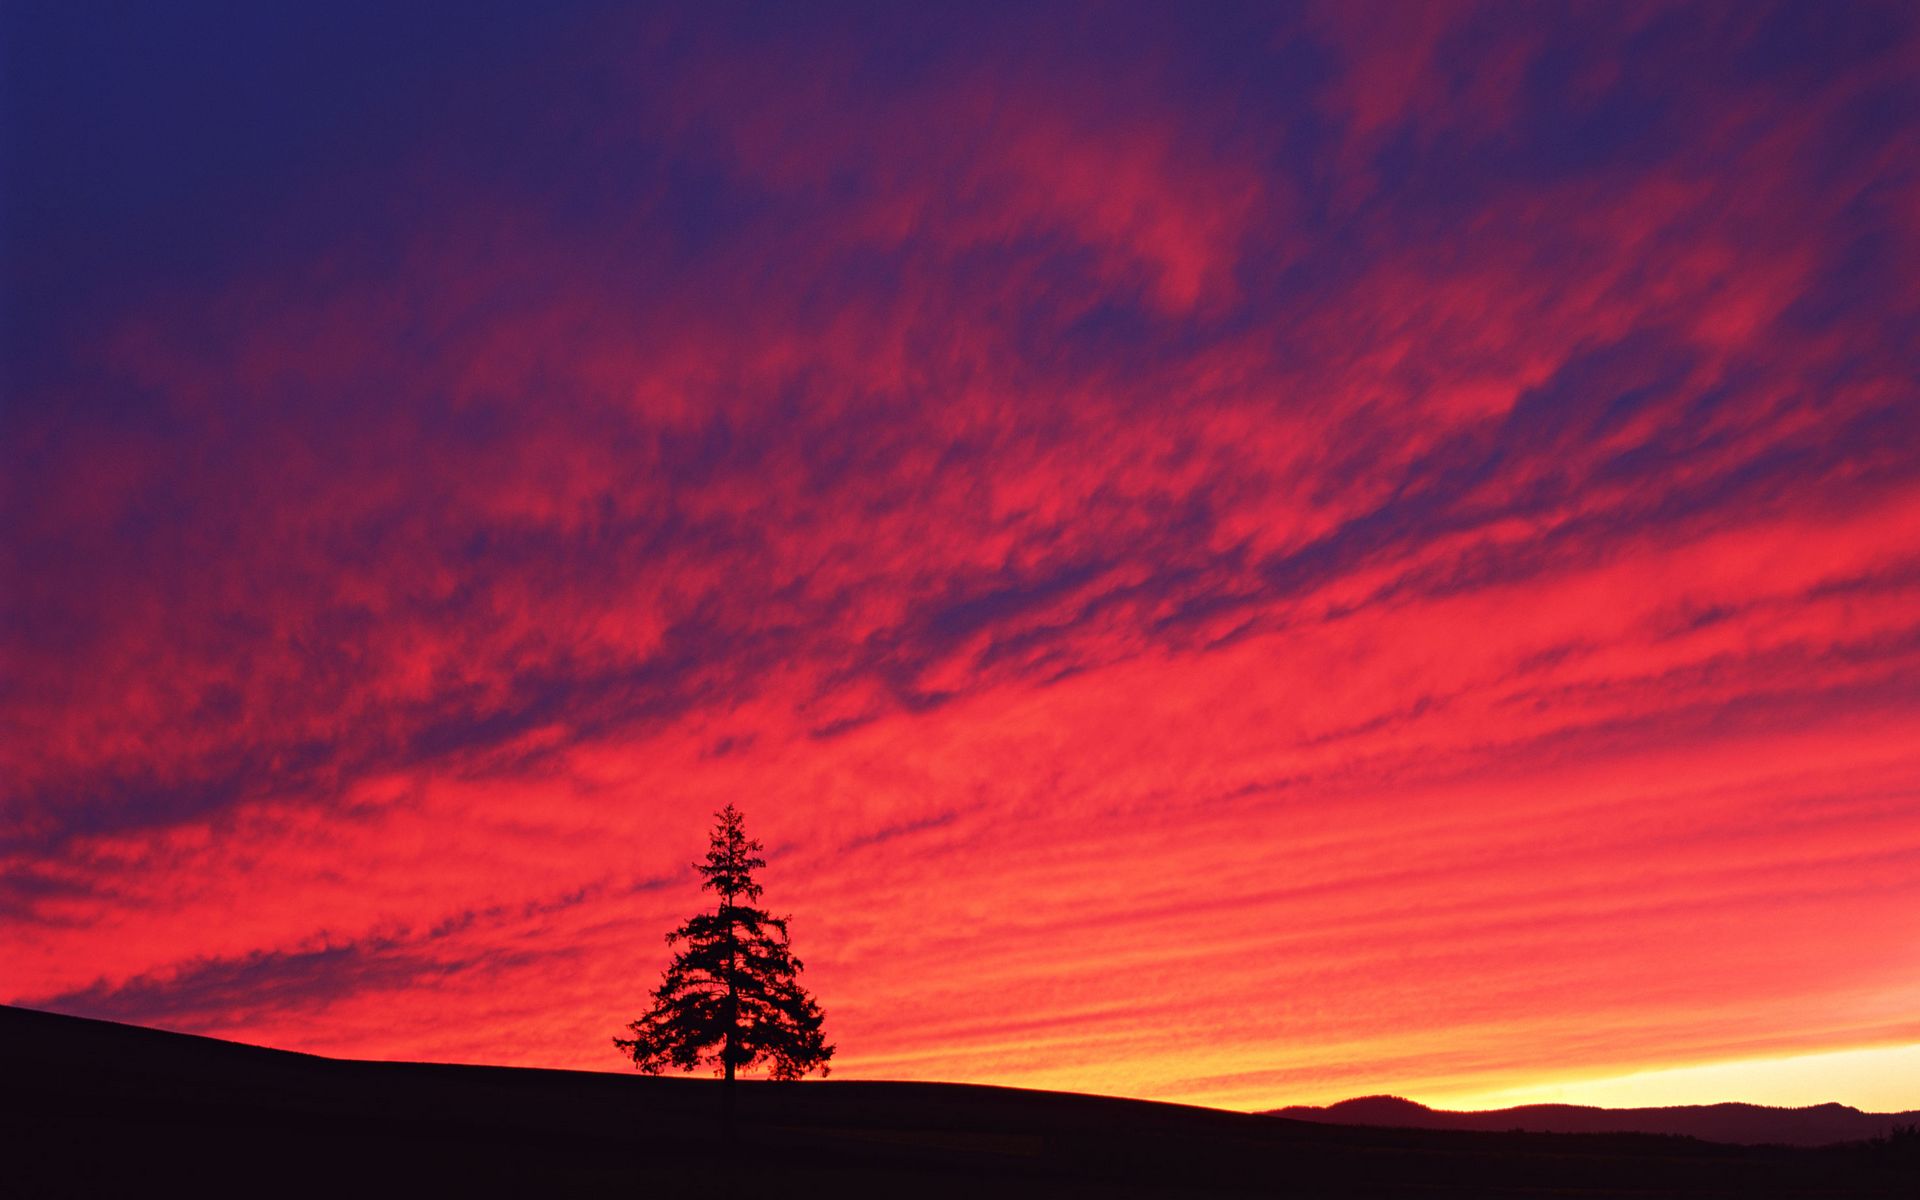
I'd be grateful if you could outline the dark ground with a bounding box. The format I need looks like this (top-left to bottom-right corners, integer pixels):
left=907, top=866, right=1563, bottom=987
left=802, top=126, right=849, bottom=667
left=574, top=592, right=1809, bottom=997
left=4, top=1005, right=1914, bottom=1197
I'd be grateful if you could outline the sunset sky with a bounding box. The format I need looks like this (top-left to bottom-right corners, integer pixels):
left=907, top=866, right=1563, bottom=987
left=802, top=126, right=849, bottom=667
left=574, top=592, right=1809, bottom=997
left=5, top=2, right=1919, bottom=1113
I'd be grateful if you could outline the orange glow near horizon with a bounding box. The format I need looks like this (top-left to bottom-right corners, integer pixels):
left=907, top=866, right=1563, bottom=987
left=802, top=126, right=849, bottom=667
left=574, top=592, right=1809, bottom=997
left=1431, top=1043, right=1920, bottom=1115
left=4, top=3, right=1919, bottom=1115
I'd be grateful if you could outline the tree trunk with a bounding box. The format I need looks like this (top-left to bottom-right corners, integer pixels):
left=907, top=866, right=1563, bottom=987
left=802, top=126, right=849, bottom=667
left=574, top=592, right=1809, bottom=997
left=722, top=888, right=739, bottom=1196
left=723, top=888, right=739, bottom=1077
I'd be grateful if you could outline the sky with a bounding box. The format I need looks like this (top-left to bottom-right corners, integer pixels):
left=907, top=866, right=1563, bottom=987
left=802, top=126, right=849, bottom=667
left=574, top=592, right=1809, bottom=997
left=4, top=2, right=1919, bottom=1113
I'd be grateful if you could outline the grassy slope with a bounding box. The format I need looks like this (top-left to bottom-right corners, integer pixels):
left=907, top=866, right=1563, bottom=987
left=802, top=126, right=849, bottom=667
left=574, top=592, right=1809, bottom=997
left=4, top=1004, right=1913, bottom=1197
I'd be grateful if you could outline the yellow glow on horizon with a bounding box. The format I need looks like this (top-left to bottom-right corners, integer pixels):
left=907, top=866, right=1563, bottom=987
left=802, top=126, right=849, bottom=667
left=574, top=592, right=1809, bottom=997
left=1424, top=1042, right=1920, bottom=1113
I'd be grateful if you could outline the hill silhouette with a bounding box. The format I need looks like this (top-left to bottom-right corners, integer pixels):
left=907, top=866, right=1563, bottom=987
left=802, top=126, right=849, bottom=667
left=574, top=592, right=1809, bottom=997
left=1272, top=1093, right=1920, bottom=1147
left=5, top=1005, right=1914, bottom=1196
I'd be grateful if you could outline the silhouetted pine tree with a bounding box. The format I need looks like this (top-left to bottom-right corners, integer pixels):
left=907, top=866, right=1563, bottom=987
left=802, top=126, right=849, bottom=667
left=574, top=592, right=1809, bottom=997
left=615, top=804, right=833, bottom=1082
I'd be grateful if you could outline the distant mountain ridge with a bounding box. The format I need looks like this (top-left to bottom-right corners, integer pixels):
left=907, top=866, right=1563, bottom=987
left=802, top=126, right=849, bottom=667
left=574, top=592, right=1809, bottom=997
left=1269, top=1094, right=1920, bottom=1147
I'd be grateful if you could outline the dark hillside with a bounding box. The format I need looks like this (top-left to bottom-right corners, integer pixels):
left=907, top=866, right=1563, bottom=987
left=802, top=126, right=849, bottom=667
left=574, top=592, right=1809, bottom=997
left=4, top=1005, right=1913, bottom=1197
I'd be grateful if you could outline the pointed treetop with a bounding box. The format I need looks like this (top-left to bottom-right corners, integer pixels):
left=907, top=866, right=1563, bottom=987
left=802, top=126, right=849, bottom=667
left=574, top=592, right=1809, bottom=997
left=697, top=802, right=765, bottom=903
